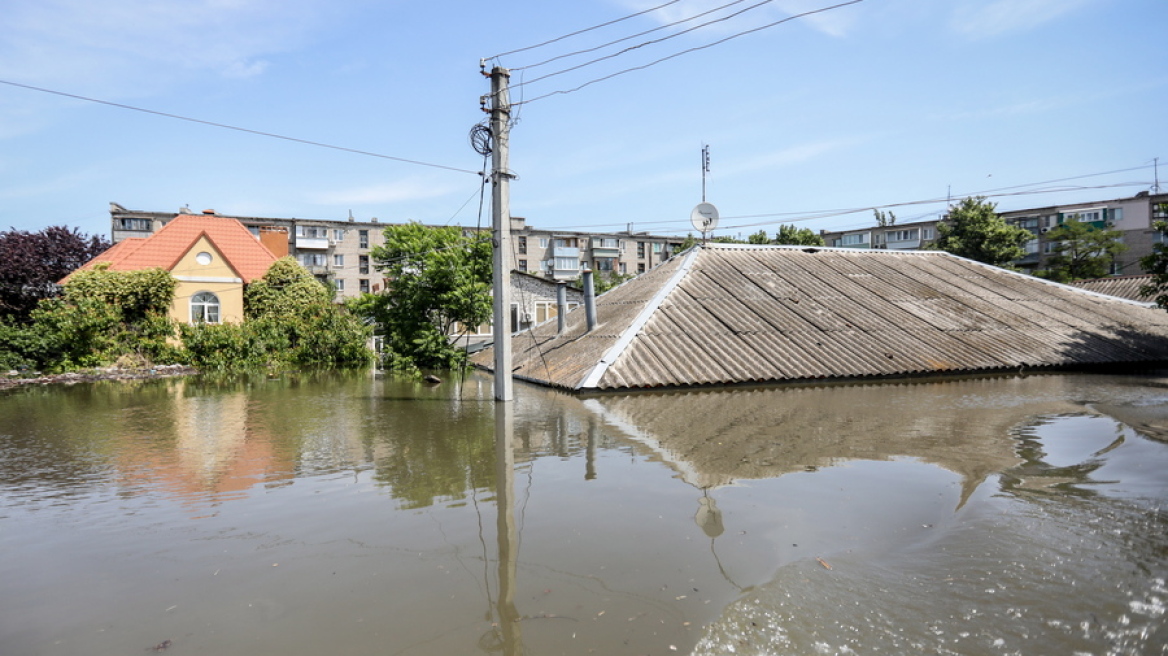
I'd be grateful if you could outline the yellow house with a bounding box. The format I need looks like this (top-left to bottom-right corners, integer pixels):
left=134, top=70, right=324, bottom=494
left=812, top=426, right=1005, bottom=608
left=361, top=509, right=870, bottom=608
left=68, top=214, right=279, bottom=324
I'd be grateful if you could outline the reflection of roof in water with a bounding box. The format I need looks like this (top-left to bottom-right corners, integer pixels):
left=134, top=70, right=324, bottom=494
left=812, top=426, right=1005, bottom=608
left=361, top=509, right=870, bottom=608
left=478, top=245, right=1168, bottom=391
left=582, top=375, right=1102, bottom=506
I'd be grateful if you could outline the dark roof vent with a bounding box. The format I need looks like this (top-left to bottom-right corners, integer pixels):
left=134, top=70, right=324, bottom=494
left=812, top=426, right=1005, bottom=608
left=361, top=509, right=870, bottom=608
left=202, top=209, right=216, bottom=215
left=802, top=248, right=821, bottom=254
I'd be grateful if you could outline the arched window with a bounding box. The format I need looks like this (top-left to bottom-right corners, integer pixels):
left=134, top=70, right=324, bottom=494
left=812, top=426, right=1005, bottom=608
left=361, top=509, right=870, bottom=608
left=190, top=291, right=220, bottom=324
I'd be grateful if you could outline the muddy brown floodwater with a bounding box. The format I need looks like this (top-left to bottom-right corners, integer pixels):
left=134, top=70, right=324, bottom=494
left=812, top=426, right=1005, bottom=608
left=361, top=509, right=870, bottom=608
left=1, top=371, right=1166, bottom=655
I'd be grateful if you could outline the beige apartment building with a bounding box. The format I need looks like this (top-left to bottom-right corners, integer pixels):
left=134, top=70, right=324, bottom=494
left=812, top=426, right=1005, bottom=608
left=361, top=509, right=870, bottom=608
left=109, top=204, right=684, bottom=301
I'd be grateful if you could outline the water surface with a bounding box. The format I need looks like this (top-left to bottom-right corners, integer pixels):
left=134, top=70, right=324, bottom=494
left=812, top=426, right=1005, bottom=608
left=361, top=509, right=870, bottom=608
left=1, top=372, right=1166, bottom=655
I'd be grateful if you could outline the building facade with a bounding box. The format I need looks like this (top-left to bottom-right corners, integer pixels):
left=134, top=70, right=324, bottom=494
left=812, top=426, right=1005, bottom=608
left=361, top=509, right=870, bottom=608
left=112, top=205, right=684, bottom=300
left=818, top=192, right=1168, bottom=277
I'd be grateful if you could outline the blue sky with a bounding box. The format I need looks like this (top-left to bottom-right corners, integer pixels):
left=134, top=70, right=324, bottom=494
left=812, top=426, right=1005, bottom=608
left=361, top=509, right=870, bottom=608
left=1, top=0, right=1165, bottom=240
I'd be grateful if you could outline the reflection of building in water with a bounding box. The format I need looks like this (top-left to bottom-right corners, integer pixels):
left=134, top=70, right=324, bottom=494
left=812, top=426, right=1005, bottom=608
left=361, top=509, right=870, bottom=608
left=583, top=376, right=1101, bottom=505
left=114, top=380, right=297, bottom=507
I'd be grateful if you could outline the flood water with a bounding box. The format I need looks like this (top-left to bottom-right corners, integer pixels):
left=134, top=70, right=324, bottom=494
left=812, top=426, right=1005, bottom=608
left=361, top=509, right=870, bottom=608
left=2, top=371, right=1167, bottom=655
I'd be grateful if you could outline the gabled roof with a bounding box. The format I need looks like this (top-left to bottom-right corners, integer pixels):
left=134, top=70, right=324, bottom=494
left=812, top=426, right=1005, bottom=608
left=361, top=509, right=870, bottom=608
left=480, top=244, right=1168, bottom=391
left=1072, top=273, right=1155, bottom=303
left=68, top=214, right=277, bottom=283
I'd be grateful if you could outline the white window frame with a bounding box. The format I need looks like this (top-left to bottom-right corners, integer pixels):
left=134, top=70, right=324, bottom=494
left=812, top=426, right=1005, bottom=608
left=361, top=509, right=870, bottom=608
left=190, top=291, right=221, bottom=324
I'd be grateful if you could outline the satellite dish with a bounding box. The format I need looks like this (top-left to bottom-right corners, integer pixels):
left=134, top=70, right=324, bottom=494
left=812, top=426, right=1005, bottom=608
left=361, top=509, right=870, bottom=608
left=690, top=202, right=719, bottom=233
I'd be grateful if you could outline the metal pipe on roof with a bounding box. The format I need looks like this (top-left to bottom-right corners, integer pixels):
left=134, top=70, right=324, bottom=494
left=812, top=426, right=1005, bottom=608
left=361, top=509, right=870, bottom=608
left=582, top=269, right=597, bottom=333
left=556, top=281, right=567, bottom=334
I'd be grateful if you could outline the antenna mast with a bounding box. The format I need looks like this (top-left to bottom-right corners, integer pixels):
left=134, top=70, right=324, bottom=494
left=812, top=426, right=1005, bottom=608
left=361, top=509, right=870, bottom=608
left=701, top=144, right=710, bottom=202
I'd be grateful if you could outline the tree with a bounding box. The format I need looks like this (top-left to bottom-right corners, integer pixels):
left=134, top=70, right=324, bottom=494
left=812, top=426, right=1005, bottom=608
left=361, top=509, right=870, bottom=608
left=1140, top=207, right=1168, bottom=309
left=931, top=196, right=1032, bottom=267
left=0, top=226, right=110, bottom=323
left=182, top=257, right=371, bottom=371
left=1038, top=217, right=1126, bottom=283
left=774, top=224, right=825, bottom=246
left=359, top=222, right=492, bottom=369
left=873, top=209, right=897, bottom=227
left=748, top=230, right=770, bottom=245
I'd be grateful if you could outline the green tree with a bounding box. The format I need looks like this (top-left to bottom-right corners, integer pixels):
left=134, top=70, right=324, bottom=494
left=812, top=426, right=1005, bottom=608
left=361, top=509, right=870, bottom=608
left=747, top=229, right=770, bottom=245
left=1140, top=208, right=1168, bottom=309
left=873, top=209, right=897, bottom=227
left=359, top=222, right=492, bottom=369
left=182, top=257, right=371, bottom=371
left=1038, top=217, right=1126, bottom=283
left=675, top=233, right=698, bottom=253
left=22, top=266, right=179, bottom=371
left=774, top=224, right=826, bottom=246
left=932, top=196, right=1032, bottom=267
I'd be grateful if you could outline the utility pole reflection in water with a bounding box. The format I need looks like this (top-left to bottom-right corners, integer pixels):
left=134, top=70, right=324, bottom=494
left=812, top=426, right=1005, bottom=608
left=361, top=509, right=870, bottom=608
left=482, top=401, right=523, bottom=655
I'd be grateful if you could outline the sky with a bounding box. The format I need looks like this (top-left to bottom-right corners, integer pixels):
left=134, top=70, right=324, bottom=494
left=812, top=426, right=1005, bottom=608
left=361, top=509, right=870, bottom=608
left=1, top=0, right=1166, bottom=240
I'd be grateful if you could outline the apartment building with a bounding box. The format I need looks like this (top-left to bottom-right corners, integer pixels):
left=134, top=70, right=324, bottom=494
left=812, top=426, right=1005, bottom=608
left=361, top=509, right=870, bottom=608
left=507, top=217, right=684, bottom=281
left=818, top=191, right=1168, bottom=276
left=110, top=205, right=685, bottom=300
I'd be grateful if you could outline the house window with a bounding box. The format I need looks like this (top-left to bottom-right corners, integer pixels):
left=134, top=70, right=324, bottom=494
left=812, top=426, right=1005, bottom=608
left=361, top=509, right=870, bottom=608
left=359, top=230, right=369, bottom=248
left=333, top=254, right=344, bottom=267
left=335, top=279, right=345, bottom=292
left=359, top=255, right=370, bottom=274
left=518, top=236, right=527, bottom=254
left=190, top=291, right=220, bottom=324
left=359, top=279, right=370, bottom=293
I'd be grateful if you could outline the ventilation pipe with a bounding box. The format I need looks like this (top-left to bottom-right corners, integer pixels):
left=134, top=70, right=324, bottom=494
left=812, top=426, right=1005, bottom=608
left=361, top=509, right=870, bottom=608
left=582, top=269, right=597, bottom=333
left=556, top=281, right=567, bottom=334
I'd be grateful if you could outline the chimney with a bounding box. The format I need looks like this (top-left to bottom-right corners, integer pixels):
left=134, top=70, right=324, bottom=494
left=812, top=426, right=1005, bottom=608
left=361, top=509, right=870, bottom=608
left=582, top=269, right=597, bottom=333
left=202, top=209, right=216, bottom=215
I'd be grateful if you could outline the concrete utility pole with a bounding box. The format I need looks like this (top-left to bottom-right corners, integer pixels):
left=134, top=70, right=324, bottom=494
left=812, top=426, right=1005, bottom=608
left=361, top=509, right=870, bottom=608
left=489, top=66, right=513, bottom=402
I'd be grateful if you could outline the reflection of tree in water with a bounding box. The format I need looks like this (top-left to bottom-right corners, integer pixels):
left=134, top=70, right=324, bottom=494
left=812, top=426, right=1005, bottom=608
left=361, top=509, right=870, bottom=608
left=370, top=412, right=497, bottom=510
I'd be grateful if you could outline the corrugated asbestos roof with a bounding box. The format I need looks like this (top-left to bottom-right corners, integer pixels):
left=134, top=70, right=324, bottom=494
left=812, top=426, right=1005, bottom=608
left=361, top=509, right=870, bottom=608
left=475, top=244, right=1168, bottom=391
left=1072, top=274, right=1155, bottom=303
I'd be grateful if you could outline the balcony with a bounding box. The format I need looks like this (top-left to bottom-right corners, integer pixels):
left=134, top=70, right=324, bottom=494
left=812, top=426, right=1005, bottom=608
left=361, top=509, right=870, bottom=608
left=553, top=246, right=580, bottom=259
left=296, top=236, right=330, bottom=250
left=590, top=240, right=620, bottom=258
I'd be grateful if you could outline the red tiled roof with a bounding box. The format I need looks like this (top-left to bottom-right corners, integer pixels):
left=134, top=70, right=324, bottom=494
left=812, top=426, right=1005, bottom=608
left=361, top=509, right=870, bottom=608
left=68, top=215, right=278, bottom=283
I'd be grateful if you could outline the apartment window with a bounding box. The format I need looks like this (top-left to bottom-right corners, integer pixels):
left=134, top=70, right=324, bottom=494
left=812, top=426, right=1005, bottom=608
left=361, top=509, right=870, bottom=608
left=652, top=242, right=662, bottom=253
left=594, top=258, right=614, bottom=271
left=359, top=255, right=370, bottom=274
left=842, top=233, right=868, bottom=246
left=592, top=238, right=618, bottom=249
left=333, top=254, right=344, bottom=267
left=335, top=279, right=345, bottom=292
left=1109, top=207, right=1124, bottom=223
left=637, top=263, right=645, bottom=274
left=298, top=253, right=326, bottom=267
left=248, top=226, right=261, bottom=238
left=1024, top=239, right=1039, bottom=254
left=297, top=226, right=327, bottom=238
left=922, top=228, right=933, bottom=240
left=190, top=292, right=220, bottom=324
left=619, top=262, right=627, bottom=274
left=554, top=257, right=578, bottom=271
left=359, top=279, right=370, bottom=293
left=637, top=242, right=645, bottom=258
left=518, top=236, right=527, bottom=254
left=333, top=229, right=345, bottom=241
left=118, top=218, right=152, bottom=231
left=518, top=259, right=527, bottom=270
left=359, top=230, right=369, bottom=248
left=887, top=229, right=918, bottom=242
left=539, top=237, right=549, bottom=248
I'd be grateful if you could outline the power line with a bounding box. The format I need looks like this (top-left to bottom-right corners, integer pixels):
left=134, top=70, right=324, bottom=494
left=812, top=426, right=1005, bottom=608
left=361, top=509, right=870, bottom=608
left=486, top=0, right=686, bottom=61
left=514, top=0, right=796, bottom=90
left=0, top=79, right=481, bottom=176
left=514, top=0, right=865, bottom=106
left=512, top=0, right=756, bottom=72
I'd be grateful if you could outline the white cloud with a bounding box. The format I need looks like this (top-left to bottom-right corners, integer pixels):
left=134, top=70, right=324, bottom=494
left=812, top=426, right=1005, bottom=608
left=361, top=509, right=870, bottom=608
left=0, top=0, right=342, bottom=90
left=723, top=137, right=861, bottom=176
left=950, top=0, right=1095, bottom=38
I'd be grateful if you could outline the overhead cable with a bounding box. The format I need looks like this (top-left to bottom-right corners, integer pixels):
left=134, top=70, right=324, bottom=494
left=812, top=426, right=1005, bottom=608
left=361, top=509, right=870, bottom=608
left=0, top=79, right=481, bottom=176
left=486, top=0, right=686, bottom=61
left=512, top=0, right=756, bottom=72
left=514, top=0, right=866, bottom=105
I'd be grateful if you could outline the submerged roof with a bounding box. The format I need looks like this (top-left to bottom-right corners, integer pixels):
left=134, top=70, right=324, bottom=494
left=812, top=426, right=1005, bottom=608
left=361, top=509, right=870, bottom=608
left=1072, top=273, right=1155, bottom=303
left=68, top=214, right=278, bottom=283
left=478, top=244, right=1168, bottom=391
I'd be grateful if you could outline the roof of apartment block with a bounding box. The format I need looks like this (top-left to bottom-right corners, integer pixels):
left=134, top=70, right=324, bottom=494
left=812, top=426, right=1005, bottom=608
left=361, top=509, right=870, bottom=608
left=1071, top=274, right=1155, bottom=303
left=475, top=244, right=1168, bottom=391
left=71, top=214, right=278, bottom=282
